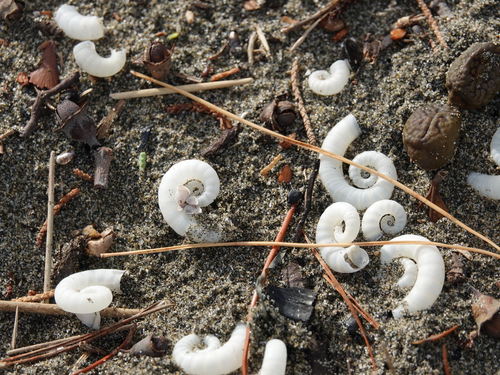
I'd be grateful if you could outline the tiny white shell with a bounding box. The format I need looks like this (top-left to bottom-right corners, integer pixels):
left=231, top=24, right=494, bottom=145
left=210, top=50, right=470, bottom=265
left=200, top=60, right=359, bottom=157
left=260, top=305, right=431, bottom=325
left=54, top=4, right=104, bottom=41
left=158, top=159, right=220, bottom=241
left=172, top=323, right=247, bottom=375
left=73, top=41, right=126, bottom=78
left=380, top=235, right=444, bottom=318
left=319, top=114, right=397, bottom=210
left=308, top=60, right=350, bottom=95
left=316, top=202, right=369, bottom=273
left=259, top=339, right=287, bottom=375
left=361, top=199, right=407, bottom=241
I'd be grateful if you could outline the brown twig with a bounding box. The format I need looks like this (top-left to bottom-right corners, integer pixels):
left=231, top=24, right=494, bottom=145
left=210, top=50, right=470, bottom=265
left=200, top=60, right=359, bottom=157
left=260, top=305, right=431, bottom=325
left=22, top=71, right=80, bottom=137
left=210, top=67, right=240, bottom=82
left=0, top=128, right=16, bottom=141
left=129, top=70, right=499, bottom=252
left=260, top=154, right=283, bottom=177
left=10, top=307, right=19, bottom=350
left=208, top=41, right=229, bottom=61
left=166, top=102, right=232, bottom=129
left=12, top=290, right=54, bottom=302
left=43, top=151, right=56, bottom=298
left=415, top=0, right=448, bottom=48
left=442, top=343, right=452, bottom=375
left=247, top=31, right=257, bottom=65
left=290, top=59, right=315, bottom=145
left=289, top=12, right=329, bottom=52
left=201, top=125, right=240, bottom=157
left=96, top=99, right=126, bottom=139
left=412, top=325, right=460, bottom=344
left=73, top=168, right=93, bottom=182
left=281, top=0, right=339, bottom=33
left=93, top=147, right=113, bottom=189
left=36, top=188, right=81, bottom=247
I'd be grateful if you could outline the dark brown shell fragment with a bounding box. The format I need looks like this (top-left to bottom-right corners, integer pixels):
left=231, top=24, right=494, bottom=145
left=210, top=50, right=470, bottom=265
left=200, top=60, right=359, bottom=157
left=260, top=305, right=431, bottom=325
left=446, top=42, right=500, bottom=110
left=403, top=104, right=461, bottom=170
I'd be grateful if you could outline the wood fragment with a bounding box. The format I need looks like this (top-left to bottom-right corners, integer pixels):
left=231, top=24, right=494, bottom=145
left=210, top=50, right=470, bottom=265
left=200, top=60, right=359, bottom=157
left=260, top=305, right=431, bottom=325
left=281, top=0, right=340, bottom=34
left=0, top=128, right=15, bottom=141
left=36, top=188, right=81, bottom=247
left=278, top=164, right=293, bottom=183
left=442, top=343, right=452, bottom=375
left=94, top=147, right=113, bottom=189
left=210, top=66, right=240, bottom=82
left=260, top=154, right=283, bottom=177
left=254, top=24, right=270, bottom=56
left=419, top=170, right=449, bottom=222
left=43, top=151, right=56, bottom=299
left=12, top=290, right=54, bottom=302
left=73, top=168, right=93, bottom=182
left=10, top=306, right=19, bottom=349
left=447, top=252, right=466, bottom=284
left=415, top=0, right=448, bottom=48
left=412, top=325, right=460, bottom=344
left=96, top=99, right=126, bottom=139
left=110, top=78, right=253, bottom=100
left=247, top=31, right=257, bottom=65
left=208, top=41, right=229, bottom=61
left=290, top=59, right=316, bottom=145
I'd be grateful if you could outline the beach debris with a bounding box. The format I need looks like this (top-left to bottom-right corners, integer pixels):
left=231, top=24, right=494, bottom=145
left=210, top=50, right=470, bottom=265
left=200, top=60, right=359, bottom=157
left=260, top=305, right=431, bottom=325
left=446, top=42, right=500, bottom=109
left=259, top=339, right=287, bottom=375
left=22, top=71, right=80, bottom=137
left=412, top=324, right=460, bottom=345
left=278, top=164, right=293, bottom=183
left=142, top=41, right=173, bottom=81
left=396, top=258, right=418, bottom=289
left=287, top=190, right=303, bottom=207
left=429, top=0, right=452, bottom=16
left=361, top=199, right=407, bottom=241
left=332, top=28, right=348, bottom=42
left=126, top=334, right=168, bottom=357
left=266, top=285, right=316, bottom=321
left=172, top=323, right=247, bottom=375
left=52, top=235, right=86, bottom=284
left=243, top=0, right=260, bottom=11
left=260, top=154, right=283, bottom=177
left=12, top=290, right=54, bottom=303
left=446, top=252, right=466, bottom=284
left=158, top=159, right=221, bottom=242
left=201, top=124, right=240, bottom=157
left=259, top=97, right=296, bottom=132
left=380, top=234, right=445, bottom=319
left=54, top=269, right=125, bottom=329
left=342, top=37, right=364, bottom=72
left=467, top=127, right=500, bottom=200
left=319, top=114, right=397, bottom=210
left=228, top=31, right=242, bottom=56
left=73, top=41, right=126, bottom=77
left=35, top=19, right=64, bottom=37
left=36, top=188, right=81, bottom=247
left=96, top=99, right=126, bottom=139
left=29, top=40, right=59, bottom=89
left=471, top=290, right=500, bottom=339
left=210, top=66, right=240, bottom=82
left=93, top=146, right=113, bottom=188
left=185, top=9, right=195, bottom=24
left=16, top=72, right=29, bottom=86
left=419, top=170, right=449, bottom=222
left=54, top=4, right=104, bottom=40
left=43, top=151, right=56, bottom=299
left=403, top=104, right=461, bottom=170
left=166, top=102, right=232, bottom=129
left=73, top=168, right=93, bottom=181
left=0, top=129, right=15, bottom=155
left=56, top=96, right=100, bottom=147
left=316, top=202, right=369, bottom=273
left=319, top=12, right=345, bottom=32
left=137, top=125, right=152, bottom=171
left=86, top=226, right=115, bottom=256
left=390, top=28, right=406, bottom=40
left=55, top=150, right=75, bottom=165
left=415, top=0, right=448, bottom=48
left=3, top=272, right=14, bottom=299
left=307, top=60, right=350, bottom=96
left=0, top=0, right=22, bottom=21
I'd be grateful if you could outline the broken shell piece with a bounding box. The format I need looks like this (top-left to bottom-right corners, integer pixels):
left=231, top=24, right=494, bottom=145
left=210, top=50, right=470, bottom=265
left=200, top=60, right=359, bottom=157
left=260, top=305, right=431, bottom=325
left=259, top=339, right=287, bottom=375
left=471, top=290, right=500, bottom=338
left=54, top=4, right=104, bottom=41
left=128, top=334, right=168, bottom=357
left=86, top=227, right=115, bottom=256
left=55, top=150, right=75, bottom=165
left=73, top=41, right=126, bottom=77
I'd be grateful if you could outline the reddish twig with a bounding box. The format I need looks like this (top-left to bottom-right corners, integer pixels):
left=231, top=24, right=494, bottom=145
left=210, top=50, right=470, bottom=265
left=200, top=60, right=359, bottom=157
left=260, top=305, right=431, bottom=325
left=12, top=290, right=54, bottom=302
left=442, top=343, right=452, bottom=375
left=73, top=168, right=93, bottom=182
left=415, top=0, right=448, bottom=48
left=36, top=188, right=81, bottom=247
left=166, top=102, right=232, bottom=129
left=210, top=67, right=240, bottom=82
left=412, top=325, right=460, bottom=345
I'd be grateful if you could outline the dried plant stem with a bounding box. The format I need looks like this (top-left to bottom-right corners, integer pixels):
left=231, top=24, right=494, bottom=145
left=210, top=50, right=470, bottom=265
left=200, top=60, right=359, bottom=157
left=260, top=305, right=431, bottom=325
left=210, top=67, right=241, bottom=82
left=0, top=128, right=16, bottom=141
left=291, top=58, right=316, bottom=145
left=415, top=0, right=448, bottom=48
left=289, top=12, right=329, bottom=52
left=442, top=343, right=452, bottom=375
left=129, top=70, right=499, bottom=252
left=96, top=99, right=126, bottom=139
left=11, top=307, right=19, bottom=349
left=254, top=24, right=270, bottom=56
left=43, top=151, right=56, bottom=298
left=7, top=334, right=84, bottom=356
left=101, top=240, right=499, bottom=259
left=247, top=31, right=257, bottom=65
left=412, top=325, right=460, bottom=345
left=260, top=153, right=283, bottom=176
left=281, top=0, right=339, bottom=33
left=109, top=78, right=253, bottom=100
left=12, top=290, right=54, bottom=302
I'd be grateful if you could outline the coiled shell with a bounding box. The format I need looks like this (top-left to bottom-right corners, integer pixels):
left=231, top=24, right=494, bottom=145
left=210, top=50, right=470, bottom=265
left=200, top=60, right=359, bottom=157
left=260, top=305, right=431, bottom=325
left=361, top=199, right=407, bottom=241
left=308, top=60, right=350, bottom=96
left=73, top=41, right=126, bottom=77
left=54, top=4, right=104, bottom=41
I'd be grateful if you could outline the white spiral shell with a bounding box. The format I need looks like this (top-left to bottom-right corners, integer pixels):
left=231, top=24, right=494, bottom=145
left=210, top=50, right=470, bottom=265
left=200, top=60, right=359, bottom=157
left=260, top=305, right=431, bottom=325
left=54, top=4, right=104, bottom=41
left=54, top=269, right=124, bottom=329
left=380, top=235, right=444, bottom=319
left=259, top=339, right=287, bottom=375
left=319, top=114, right=397, bottom=210
left=73, top=41, right=126, bottom=78
left=308, top=60, right=350, bottom=95
left=467, top=127, right=500, bottom=200
left=172, top=323, right=247, bottom=375
left=316, top=202, right=369, bottom=273
left=361, top=199, right=407, bottom=241
left=396, top=258, right=418, bottom=289
left=158, top=159, right=220, bottom=241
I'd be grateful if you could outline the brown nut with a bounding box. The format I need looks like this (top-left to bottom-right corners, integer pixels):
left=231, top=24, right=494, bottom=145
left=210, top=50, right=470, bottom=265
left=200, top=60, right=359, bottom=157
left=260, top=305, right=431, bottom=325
left=143, top=41, right=173, bottom=81
left=56, top=100, right=99, bottom=148
left=446, top=42, right=500, bottom=110
left=403, top=104, right=461, bottom=170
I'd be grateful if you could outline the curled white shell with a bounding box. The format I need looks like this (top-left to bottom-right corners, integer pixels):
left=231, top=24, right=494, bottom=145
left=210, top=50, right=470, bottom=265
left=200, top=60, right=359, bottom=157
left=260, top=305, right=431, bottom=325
left=380, top=235, right=444, bottom=318
left=158, top=159, right=221, bottom=242
left=54, top=269, right=124, bottom=328
left=467, top=128, right=500, bottom=200
left=73, top=41, right=126, bottom=78
left=172, top=323, right=247, bottom=375
left=319, top=114, right=397, bottom=210
left=308, top=60, right=350, bottom=95
left=316, top=202, right=369, bottom=273
left=361, top=199, right=407, bottom=241
left=396, top=258, right=418, bottom=289
left=54, top=4, right=104, bottom=41
left=259, top=339, right=287, bottom=375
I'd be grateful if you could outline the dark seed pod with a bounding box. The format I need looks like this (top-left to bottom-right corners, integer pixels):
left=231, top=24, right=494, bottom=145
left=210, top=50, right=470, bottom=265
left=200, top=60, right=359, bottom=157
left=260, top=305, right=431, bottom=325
left=287, top=189, right=303, bottom=205
left=403, top=104, right=461, bottom=170
left=446, top=42, right=500, bottom=110
left=143, top=41, right=173, bottom=81
left=56, top=100, right=99, bottom=148
left=342, top=37, right=363, bottom=72
left=260, top=99, right=296, bottom=132
left=128, top=334, right=168, bottom=357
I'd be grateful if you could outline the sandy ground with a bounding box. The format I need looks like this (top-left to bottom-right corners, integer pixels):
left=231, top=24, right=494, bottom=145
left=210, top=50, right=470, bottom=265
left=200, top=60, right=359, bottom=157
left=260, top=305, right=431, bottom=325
left=0, top=0, right=499, bottom=374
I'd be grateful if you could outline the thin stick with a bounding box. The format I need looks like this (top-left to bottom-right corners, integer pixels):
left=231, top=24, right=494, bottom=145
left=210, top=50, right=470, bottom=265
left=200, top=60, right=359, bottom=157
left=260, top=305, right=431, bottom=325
left=260, top=153, right=283, bottom=176
left=0, top=128, right=16, bottom=141
left=254, top=24, right=270, bottom=56
left=43, top=151, right=56, bottom=298
left=442, top=343, right=452, bottom=375
left=11, top=307, right=19, bottom=349
left=12, top=290, right=54, bottom=302
left=100, top=240, right=499, bottom=259
left=281, top=0, right=339, bottom=33
left=415, top=0, right=448, bottom=48
left=289, top=12, right=329, bottom=52
left=109, top=78, right=253, bottom=100
left=247, top=31, right=257, bottom=65
left=412, top=325, right=460, bottom=345
left=7, top=335, right=83, bottom=356
left=129, top=71, right=499, bottom=252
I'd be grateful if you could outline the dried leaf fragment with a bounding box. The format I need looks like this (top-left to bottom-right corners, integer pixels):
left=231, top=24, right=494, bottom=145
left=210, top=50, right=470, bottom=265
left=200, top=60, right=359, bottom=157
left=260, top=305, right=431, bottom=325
left=471, top=290, right=500, bottom=338
left=278, top=164, right=292, bottom=183
left=419, top=170, right=449, bottom=222
left=29, top=40, right=60, bottom=89
left=16, top=72, right=29, bottom=86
